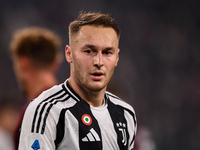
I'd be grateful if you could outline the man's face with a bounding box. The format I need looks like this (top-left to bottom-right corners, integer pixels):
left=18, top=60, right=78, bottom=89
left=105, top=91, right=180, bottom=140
left=67, top=25, right=119, bottom=92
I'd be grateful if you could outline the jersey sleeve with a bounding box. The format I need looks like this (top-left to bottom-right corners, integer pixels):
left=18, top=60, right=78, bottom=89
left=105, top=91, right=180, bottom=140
left=18, top=100, right=57, bottom=150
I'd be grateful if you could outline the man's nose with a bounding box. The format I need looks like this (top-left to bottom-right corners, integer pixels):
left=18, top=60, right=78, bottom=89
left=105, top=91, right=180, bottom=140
left=94, top=52, right=104, bottom=68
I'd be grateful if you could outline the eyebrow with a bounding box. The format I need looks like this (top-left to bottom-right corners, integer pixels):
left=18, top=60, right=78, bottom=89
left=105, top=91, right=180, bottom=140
left=82, top=44, right=115, bottom=51
left=82, top=44, right=96, bottom=49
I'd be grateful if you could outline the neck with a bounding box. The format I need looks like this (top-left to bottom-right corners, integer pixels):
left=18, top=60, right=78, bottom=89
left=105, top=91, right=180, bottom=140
left=26, top=71, right=57, bottom=101
left=68, top=77, right=106, bottom=107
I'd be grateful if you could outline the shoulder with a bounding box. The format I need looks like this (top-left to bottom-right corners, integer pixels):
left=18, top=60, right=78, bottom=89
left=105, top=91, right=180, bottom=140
left=25, top=83, right=70, bottom=117
left=36, top=83, right=65, bottom=102
left=26, top=80, right=80, bottom=114
left=22, top=82, right=77, bottom=133
left=30, top=82, right=66, bottom=104
left=24, top=83, right=64, bottom=114
left=106, top=91, right=135, bottom=114
left=106, top=91, right=137, bottom=129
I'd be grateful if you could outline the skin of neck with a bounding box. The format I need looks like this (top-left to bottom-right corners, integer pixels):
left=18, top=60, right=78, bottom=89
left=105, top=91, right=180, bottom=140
left=68, top=77, right=106, bottom=107
left=26, top=69, right=58, bottom=101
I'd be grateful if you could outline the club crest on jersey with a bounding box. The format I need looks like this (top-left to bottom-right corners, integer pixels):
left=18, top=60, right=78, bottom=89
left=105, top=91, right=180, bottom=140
left=82, top=114, right=92, bottom=125
left=116, top=122, right=127, bottom=146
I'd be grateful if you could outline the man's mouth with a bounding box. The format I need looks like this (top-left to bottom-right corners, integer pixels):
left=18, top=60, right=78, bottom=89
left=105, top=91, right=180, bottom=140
left=92, top=73, right=103, bottom=76
left=91, top=71, right=104, bottom=80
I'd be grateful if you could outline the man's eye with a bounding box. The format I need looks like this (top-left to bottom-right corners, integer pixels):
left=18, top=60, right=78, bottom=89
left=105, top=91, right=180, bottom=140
left=84, top=50, right=92, bottom=54
left=103, top=51, right=112, bottom=55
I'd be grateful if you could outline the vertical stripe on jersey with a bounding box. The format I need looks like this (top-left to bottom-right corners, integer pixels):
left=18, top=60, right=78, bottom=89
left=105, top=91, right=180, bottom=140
left=31, top=89, right=65, bottom=133
left=54, top=108, right=66, bottom=149
left=70, top=100, right=102, bottom=150
left=122, top=107, right=136, bottom=147
left=40, top=94, right=70, bottom=134
left=54, top=99, right=103, bottom=150
left=107, top=98, right=129, bottom=150
left=36, top=93, right=69, bottom=134
left=106, top=93, right=137, bottom=147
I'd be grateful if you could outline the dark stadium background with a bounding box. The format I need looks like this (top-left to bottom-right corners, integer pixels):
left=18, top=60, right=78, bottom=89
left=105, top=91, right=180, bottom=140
left=0, top=0, right=200, bottom=149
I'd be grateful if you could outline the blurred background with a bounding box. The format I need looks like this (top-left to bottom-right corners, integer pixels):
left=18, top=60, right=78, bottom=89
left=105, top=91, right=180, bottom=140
left=0, top=0, right=200, bottom=150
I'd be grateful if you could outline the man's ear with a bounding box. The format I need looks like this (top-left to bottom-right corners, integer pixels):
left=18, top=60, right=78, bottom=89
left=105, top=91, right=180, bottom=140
left=14, top=57, right=33, bottom=79
left=115, top=48, right=120, bottom=67
left=65, top=45, right=72, bottom=63
left=18, top=57, right=32, bottom=73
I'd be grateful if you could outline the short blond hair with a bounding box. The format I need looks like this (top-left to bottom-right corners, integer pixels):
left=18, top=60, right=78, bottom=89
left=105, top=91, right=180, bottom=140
left=69, top=12, right=120, bottom=44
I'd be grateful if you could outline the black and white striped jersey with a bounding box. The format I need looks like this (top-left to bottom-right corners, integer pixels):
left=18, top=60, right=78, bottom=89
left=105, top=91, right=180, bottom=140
left=18, top=79, right=137, bottom=150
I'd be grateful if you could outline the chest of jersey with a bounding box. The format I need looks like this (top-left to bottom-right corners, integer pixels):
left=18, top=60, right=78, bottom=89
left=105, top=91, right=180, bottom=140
left=55, top=99, right=129, bottom=150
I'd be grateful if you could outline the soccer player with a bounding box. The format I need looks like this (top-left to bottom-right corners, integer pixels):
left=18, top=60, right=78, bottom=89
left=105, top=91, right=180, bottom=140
left=18, top=12, right=137, bottom=150
left=10, top=27, right=62, bottom=150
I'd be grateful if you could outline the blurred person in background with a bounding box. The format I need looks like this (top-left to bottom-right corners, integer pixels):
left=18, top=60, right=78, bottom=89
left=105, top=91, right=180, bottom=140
left=18, top=12, right=137, bottom=150
left=9, top=27, right=62, bottom=150
left=134, top=124, right=156, bottom=150
left=0, top=100, right=19, bottom=150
